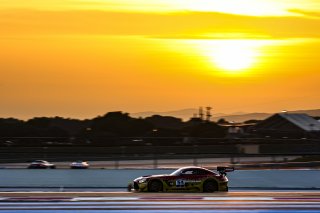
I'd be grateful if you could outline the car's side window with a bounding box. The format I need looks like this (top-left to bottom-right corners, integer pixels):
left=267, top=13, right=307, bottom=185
left=181, top=169, right=210, bottom=175
left=196, top=169, right=207, bottom=175
left=181, top=170, right=194, bottom=175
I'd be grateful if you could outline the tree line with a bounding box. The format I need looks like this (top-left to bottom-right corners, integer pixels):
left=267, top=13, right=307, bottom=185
left=0, top=112, right=227, bottom=146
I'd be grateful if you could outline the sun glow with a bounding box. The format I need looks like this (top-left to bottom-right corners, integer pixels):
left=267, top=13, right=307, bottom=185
left=210, top=40, right=258, bottom=73
left=182, top=39, right=278, bottom=75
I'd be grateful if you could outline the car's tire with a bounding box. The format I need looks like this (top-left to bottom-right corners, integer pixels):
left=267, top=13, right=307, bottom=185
left=203, top=180, right=218, bottom=192
left=148, top=180, right=163, bottom=192
left=50, top=166, right=56, bottom=169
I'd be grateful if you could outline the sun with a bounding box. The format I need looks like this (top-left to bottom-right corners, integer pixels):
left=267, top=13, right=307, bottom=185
left=211, top=40, right=257, bottom=73
left=188, top=39, right=264, bottom=74
left=164, top=38, right=274, bottom=76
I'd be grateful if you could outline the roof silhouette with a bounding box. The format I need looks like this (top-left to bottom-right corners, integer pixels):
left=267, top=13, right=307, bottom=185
left=278, top=113, right=320, bottom=132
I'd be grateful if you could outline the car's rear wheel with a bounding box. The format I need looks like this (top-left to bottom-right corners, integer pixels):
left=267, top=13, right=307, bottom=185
left=203, top=180, right=218, bottom=192
left=148, top=180, right=163, bottom=192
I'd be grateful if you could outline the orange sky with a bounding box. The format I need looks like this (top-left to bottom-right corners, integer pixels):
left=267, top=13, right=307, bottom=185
left=1, top=0, right=320, bottom=119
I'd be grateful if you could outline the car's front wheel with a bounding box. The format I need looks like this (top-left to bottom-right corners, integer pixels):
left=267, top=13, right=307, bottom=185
left=148, top=180, right=163, bottom=192
left=203, top=180, right=218, bottom=192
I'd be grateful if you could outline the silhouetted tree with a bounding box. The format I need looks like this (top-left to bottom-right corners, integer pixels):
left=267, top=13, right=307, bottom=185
left=90, top=111, right=153, bottom=137
left=217, top=118, right=229, bottom=125
left=27, top=117, right=51, bottom=128
left=0, top=118, right=25, bottom=137
left=183, top=122, right=226, bottom=138
left=145, top=115, right=184, bottom=129
left=244, top=119, right=262, bottom=124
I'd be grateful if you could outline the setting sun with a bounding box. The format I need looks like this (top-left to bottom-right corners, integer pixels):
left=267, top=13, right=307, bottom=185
left=209, top=40, right=258, bottom=73
left=180, top=39, right=271, bottom=75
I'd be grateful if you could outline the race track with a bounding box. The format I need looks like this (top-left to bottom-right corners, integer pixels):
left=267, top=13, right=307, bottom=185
left=1, top=192, right=320, bottom=212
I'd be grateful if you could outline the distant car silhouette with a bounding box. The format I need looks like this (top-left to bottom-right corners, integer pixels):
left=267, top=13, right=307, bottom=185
left=70, top=161, right=89, bottom=169
left=129, top=166, right=234, bottom=192
left=28, top=160, right=56, bottom=169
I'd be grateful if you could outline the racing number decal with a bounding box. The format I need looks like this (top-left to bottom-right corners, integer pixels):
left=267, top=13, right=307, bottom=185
left=176, top=179, right=185, bottom=187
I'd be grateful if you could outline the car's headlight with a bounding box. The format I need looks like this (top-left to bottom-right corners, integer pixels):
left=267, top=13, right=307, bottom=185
left=138, top=178, right=147, bottom=184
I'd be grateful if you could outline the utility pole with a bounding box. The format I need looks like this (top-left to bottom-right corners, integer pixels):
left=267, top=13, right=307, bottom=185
left=199, top=107, right=204, bottom=121
left=206, top=106, right=212, bottom=122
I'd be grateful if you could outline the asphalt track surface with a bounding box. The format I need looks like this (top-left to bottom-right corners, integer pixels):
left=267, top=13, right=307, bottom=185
left=1, top=192, right=320, bottom=213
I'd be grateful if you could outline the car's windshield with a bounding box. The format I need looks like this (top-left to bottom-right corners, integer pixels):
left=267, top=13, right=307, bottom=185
left=35, top=160, right=47, bottom=163
left=170, top=168, right=183, bottom=176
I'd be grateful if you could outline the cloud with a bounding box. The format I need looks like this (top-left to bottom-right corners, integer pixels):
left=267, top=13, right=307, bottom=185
left=288, top=9, right=320, bottom=19
left=149, top=33, right=273, bottom=40
left=0, top=10, right=319, bottom=38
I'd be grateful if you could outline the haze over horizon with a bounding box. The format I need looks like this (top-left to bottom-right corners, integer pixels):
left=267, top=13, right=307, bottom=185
left=1, top=0, right=320, bottom=119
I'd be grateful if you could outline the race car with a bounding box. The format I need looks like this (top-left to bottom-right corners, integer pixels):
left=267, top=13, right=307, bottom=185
left=70, top=161, right=89, bottom=169
left=129, top=166, right=234, bottom=192
left=27, top=160, right=56, bottom=169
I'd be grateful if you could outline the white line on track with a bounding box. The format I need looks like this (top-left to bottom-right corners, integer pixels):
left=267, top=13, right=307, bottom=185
left=203, top=197, right=275, bottom=200
left=72, top=197, right=140, bottom=201
left=72, top=196, right=275, bottom=201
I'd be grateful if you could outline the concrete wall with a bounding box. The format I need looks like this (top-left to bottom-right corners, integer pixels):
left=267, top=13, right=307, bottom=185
left=0, top=169, right=319, bottom=189
left=0, top=169, right=173, bottom=188
left=228, top=170, right=320, bottom=189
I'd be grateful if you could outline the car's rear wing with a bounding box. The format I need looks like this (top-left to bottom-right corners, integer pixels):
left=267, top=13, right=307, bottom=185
left=217, top=166, right=234, bottom=176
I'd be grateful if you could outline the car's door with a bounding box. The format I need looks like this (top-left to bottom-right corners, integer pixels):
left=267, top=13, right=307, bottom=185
left=172, top=169, right=200, bottom=190
left=172, top=169, right=190, bottom=190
